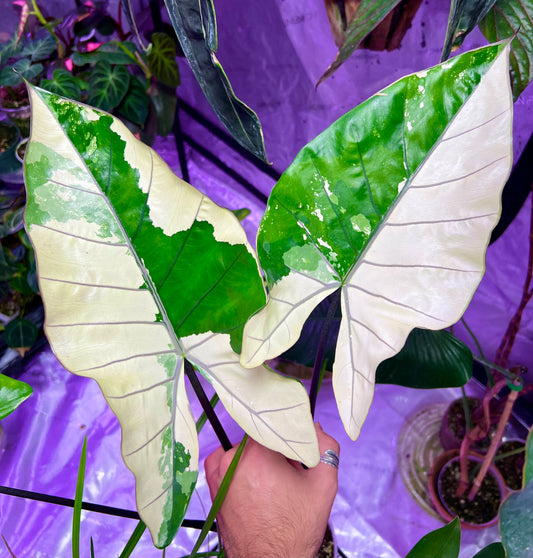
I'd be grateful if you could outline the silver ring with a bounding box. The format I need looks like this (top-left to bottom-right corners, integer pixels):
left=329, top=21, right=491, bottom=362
left=320, top=449, right=339, bottom=469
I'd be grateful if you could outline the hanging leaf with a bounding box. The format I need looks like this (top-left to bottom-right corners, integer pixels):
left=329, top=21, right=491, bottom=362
left=500, top=426, right=533, bottom=558
left=318, top=0, right=403, bottom=85
left=148, top=33, right=181, bottom=88
left=441, top=0, right=497, bottom=61
left=479, top=0, right=533, bottom=100
left=163, top=0, right=267, bottom=161
left=242, top=43, right=513, bottom=440
left=375, top=329, right=473, bottom=388
left=405, top=517, right=461, bottom=558
left=0, top=372, right=33, bottom=419
left=23, top=86, right=318, bottom=547
left=87, top=60, right=130, bottom=112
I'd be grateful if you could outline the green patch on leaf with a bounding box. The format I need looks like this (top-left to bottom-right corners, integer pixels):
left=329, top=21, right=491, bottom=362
left=0, top=373, right=33, bottom=419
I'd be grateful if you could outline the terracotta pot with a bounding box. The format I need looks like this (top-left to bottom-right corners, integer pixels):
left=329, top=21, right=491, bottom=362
left=428, top=449, right=507, bottom=529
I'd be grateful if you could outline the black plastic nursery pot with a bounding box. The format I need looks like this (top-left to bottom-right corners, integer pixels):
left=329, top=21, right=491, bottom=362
left=428, top=449, right=507, bottom=529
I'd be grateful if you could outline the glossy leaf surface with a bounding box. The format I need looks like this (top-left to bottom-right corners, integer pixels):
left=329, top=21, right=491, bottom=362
left=375, top=329, right=473, bottom=388
left=318, top=0, right=402, bottom=85
left=500, top=426, right=533, bottom=558
left=164, top=0, right=267, bottom=161
left=242, top=43, right=513, bottom=440
left=472, top=543, right=505, bottom=558
left=0, top=373, right=32, bottom=419
left=479, top=0, right=533, bottom=99
left=24, top=87, right=318, bottom=547
left=441, top=0, right=497, bottom=61
left=405, top=517, right=460, bottom=558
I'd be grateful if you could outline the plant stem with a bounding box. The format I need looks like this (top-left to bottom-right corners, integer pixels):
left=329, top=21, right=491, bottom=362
left=461, top=317, right=493, bottom=386
left=461, top=181, right=533, bottom=499
left=493, top=445, right=525, bottom=462
left=460, top=386, right=472, bottom=433
left=309, top=289, right=341, bottom=418
left=472, top=354, right=514, bottom=380
left=468, top=388, right=519, bottom=500
left=184, top=360, right=232, bottom=451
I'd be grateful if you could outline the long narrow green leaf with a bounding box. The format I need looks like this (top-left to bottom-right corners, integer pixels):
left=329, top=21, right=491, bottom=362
left=479, top=0, right=533, bottom=100
left=118, top=521, right=147, bottom=558
left=163, top=0, right=267, bottom=161
left=242, top=43, right=513, bottom=440
left=191, top=435, right=248, bottom=557
left=318, top=0, right=402, bottom=85
left=441, top=0, right=498, bottom=61
left=72, top=436, right=87, bottom=558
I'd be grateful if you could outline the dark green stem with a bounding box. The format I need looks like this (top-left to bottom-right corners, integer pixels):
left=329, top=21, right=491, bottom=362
left=309, top=289, right=341, bottom=418
left=185, top=360, right=232, bottom=451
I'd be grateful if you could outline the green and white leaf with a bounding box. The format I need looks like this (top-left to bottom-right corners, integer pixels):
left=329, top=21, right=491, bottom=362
left=242, top=43, right=513, bottom=440
left=479, top=0, right=533, bottom=100
left=23, top=87, right=318, bottom=547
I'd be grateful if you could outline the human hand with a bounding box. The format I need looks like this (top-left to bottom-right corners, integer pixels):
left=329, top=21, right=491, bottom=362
left=204, top=423, right=339, bottom=558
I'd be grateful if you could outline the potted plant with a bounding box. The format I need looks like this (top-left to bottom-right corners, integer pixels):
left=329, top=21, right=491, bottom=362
left=20, top=31, right=520, bottom=553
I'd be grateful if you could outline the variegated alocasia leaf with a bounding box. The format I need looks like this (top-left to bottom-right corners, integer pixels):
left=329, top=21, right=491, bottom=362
left=23, top=87, right=318, bottom=547
left=241, top=42, right=513, bottom=440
